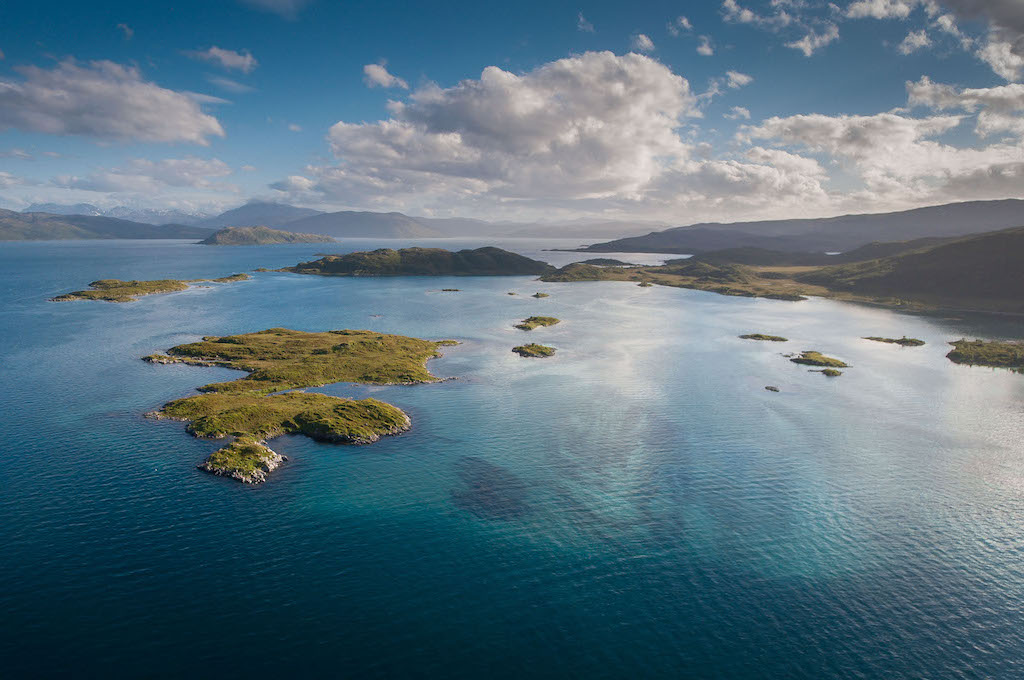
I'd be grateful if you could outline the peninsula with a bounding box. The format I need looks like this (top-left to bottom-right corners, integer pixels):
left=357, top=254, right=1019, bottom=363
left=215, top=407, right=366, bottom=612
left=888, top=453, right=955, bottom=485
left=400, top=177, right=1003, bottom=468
left=51, top=274, right=249, bottom=302
left=282, top=246, right=554, bottom=277
left=144, top=328, right=457, bottom=483
left=199, top=225, right=335, bottom=245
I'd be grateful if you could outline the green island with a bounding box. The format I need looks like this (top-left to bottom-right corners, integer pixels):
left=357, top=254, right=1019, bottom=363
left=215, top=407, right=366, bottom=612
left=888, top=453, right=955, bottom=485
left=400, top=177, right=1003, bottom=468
left=512, top=343, right=556, bottom=358
left=532, top=292, right=550, bottom=298
left=946, top=339, right=1024, bottom=373
left=818, top=369, right=843, bottom=377
left=514, top=316, right=561, bottom=331
left=51, top=273, right=249, bottom=302
left=282, top=246, right=554, bottom=277
left=199, top=225, right=335, bottom=245
left=790, top=351, right=849, bottom=368
left=864, top=336, right=926, bottom=347
left=740, top=334, right=788, bottom=342
left=143, top=328, right=457, bottom=484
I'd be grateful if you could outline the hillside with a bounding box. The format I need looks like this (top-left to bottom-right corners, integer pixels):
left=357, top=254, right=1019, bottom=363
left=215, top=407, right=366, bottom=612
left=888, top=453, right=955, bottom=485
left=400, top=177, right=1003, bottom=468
left=199, top=201, right=323, bottom=229
left=692, top=236, right=957, bottom=267
left=0, top=209, right=214, bottom=241
left=281, top=211, right=445, bottom=238
left=796, top=226, right=1024, bottom=312
left=283, top=246, right=555, bottom=276
left=579, top=199, right=1024, bottom=254
left=199, top=226, right=335, bottom=245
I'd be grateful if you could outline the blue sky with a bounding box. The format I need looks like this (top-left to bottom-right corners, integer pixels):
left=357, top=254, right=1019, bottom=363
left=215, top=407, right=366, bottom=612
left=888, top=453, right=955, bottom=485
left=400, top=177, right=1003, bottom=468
left=0, top=0, right=1022, bottom=222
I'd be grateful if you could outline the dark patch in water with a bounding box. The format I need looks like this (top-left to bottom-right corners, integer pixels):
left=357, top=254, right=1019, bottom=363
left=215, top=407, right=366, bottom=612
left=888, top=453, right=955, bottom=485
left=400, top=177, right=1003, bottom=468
left=452, top=456, right=529, bottom=520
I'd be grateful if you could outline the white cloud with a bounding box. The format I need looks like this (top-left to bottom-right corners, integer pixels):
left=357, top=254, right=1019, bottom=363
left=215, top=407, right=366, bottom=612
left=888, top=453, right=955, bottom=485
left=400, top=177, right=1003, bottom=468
left=722, top=0, right=794, bottom=29
left=269, top=175, right=316, bottom=192
left=845, top=0, right=919, bottom=20
left=53, top=157, right=234, bottom=193
left=726, top=70, right=754, bottom=88
left=907, top=75, right=1024, bottom=135
left=237, top=0, right=310, bottom=18
left=187, top=46, right=258, bottom=73
left=631, top=33, right=655, bottom=52
left=208, top=75, right=255, bottom=93
left=786, top=23, right=840, bottom=56
left=577, top=12, right=595, bottom=33
left=0, top=171, right=26, bottom=187
left=697, top=36, right=715, bottom=55
left=977, top=34, right=1024, bottom=81
left=288, top=123, right=302, bottom=132
left=725, top=106, right=752, bottom=119
left=363, top=63, right=409, bottom=89
left=117, top=23, right=133, bottom=40
left=668, top=16, right=693, bottom=36
left=0, top=59, right=224, bottom=144
left=898, top=29, right=931, bottom=53
left=0, top=148, right=31, bottom=160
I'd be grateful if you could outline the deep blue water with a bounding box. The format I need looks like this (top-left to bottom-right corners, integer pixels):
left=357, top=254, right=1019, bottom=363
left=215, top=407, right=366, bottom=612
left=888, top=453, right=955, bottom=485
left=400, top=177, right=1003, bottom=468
left=2, top=238, right=1024, bottom=678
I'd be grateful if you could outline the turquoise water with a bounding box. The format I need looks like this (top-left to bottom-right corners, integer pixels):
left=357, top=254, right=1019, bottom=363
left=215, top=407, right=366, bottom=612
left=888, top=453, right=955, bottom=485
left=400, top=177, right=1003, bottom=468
left=2, top=239, right=1024, bottom=678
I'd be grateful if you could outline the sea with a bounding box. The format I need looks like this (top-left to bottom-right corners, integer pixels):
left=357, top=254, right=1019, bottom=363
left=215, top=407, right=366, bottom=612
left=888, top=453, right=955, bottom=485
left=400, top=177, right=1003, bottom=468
left=1, top=238, right=1023, bottom=678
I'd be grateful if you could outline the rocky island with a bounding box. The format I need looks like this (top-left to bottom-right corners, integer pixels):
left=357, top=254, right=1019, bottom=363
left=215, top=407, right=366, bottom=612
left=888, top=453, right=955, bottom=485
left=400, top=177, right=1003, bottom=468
left=282, top=246, right=554, bottom=277
left=946, top=339, right=1024, bottom=373
left=790, top=351, right=849, bottom=368
left=51, top=273, right=249, bottom=302
left=512, top=343, right=556, bottom=358
left=864, top=336, right=926, bottom=346
left=740, top=334, right=788, bottom=342
left=514, top=316, right=560, bottom=331
left=144, top=328, right=457, bottom=483
left=199, top=225, right=335, bottom=245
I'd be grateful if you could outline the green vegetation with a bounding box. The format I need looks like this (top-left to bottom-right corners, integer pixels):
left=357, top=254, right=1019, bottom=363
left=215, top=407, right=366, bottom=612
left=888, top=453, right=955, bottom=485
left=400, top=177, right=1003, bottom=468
left=740, top=334, right=788, bottom=342
left=144, top=328, right=456, bottom=483
left=532, top=292, right=549, bottom=298
left=946, top=339, right=1024, bottom=373
left=819, top=369, right=843, bottom=377
left=0, top=207, right=212, bottom=241
left=790, top=351, right=849, bottom=368
left=579, top=258, right=636, bottom=266
left=514, top=316, right=561, bottom=331
left=199, top=225, right=335, bottom=245
left=864, top=336, right=926, bottom=347
left=283, top=246, right=554, bottom=277
left=51, top=273, right=249, bottom=302
left=638, top=281, right=654, bottom=287
left=512, top=343, right=556, bottom=358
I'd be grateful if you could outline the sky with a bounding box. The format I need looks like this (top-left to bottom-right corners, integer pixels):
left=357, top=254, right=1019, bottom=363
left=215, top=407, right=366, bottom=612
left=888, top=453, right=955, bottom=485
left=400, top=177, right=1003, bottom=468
left=0, top=0, right=1022, bottom=224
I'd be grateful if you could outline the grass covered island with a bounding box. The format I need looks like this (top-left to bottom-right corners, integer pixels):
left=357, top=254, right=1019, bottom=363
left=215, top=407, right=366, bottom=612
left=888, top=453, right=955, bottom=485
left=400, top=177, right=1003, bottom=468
left=864, top=336, right=926, bottom=346
left=514, top=316, right=560, bottom=331
left=144, top=328, right=458, bottom=483
left=512, top=343, right=556, bottom=358
left=740, top=333, right=788, bottom=342
left=282, top=246, right=554, bottom=277
left=199, top=225, right=335, bottom=245
left=946, top=339, right=1024, bottom=373
left=790, top=351, right=849, bottom=368
left=52, top=273, right=249, bottom=302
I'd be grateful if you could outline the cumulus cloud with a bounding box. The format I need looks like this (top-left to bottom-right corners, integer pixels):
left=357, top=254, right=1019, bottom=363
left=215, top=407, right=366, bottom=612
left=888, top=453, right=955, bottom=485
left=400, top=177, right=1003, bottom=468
left=631, top=34, right=655, bottom=52
left=577, top=12, right=594, bottom=33
left=726, top=70, right=754, bottom=88
left=899, top=29, right=931, bottom=53
left=697, top=36, right=715, bottom=55
left=722, top=0, right=794, bottom=29
left=907, top=75, right=1024, bottom=135
left=53, top=157, right=234, bottom=193
left=0, top=59, right=224, bottom=144
left=187, top=46, right=258, bottom=73
left=269, top=175, right=316, bottom=192
left=725, top=106, right=752, bottom=119
left=668, top=16, right=693, bottom=36
left=786, top=24, right=840, bottom=56
left=363, top=63, right=409, bottom=89
left=846, top=0, right=920, bottom=20
left=977, top=34, right=1024, bottom=81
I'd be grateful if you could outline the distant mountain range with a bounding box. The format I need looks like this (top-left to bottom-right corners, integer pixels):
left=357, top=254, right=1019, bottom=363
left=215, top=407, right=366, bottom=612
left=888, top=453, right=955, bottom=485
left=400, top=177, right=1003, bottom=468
left=0, top=209, right=213, bottom=240
left=24, top=202, right=210, bottom=226
left=577, top=199, right=1024, bottom=254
